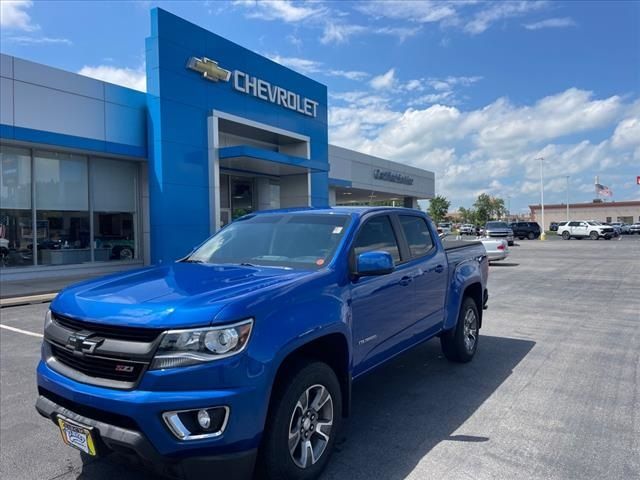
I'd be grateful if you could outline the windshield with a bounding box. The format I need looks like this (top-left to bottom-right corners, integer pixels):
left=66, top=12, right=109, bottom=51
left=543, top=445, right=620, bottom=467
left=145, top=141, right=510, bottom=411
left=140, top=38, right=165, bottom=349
left=187, top=213, right=351, bottom=270
left=486, top=221, right=509, bottom=229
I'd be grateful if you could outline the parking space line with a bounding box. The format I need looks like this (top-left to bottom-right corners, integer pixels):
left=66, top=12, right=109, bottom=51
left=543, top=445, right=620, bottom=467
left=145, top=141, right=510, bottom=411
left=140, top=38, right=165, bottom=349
left=0, top=324, right=43, bottom=338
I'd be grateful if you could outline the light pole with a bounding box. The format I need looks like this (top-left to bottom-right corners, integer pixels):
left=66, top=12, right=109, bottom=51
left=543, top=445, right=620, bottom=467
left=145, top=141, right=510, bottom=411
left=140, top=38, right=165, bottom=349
left=536, top=157, right=545, bottom=240
left=565, top=175, right=570, bottom=222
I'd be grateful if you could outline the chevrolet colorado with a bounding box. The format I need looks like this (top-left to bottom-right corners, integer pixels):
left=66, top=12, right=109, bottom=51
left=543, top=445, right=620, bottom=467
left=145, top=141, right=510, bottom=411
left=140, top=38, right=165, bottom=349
left=36, top=207, right=489, bottom=480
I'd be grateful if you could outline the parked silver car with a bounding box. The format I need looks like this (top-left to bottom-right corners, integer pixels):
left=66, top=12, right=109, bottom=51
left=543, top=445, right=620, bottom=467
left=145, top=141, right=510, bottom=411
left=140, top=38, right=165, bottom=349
left=484, top=221, right=514, bottom=246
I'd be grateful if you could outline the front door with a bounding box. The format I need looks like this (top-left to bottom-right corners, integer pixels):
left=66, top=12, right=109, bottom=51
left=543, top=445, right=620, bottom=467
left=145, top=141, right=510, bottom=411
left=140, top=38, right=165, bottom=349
left=350, top=214, right=416, bottom=376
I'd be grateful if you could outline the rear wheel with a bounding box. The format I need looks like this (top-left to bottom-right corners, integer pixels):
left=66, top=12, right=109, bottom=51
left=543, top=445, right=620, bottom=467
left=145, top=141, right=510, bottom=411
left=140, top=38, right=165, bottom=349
left=441, top=297, right=479, bottom=363
left=562, top=231, right=570, bottom=240
left=590, top=231, right=599, bottom=240
left=261, top=361, right=341, bottom=480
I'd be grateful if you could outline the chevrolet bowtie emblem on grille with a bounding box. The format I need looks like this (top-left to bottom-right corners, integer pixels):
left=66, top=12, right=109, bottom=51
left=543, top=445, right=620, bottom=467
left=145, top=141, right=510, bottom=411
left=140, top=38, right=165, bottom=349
left=66, top=330, right=104, bottom=355
left=187, top=57, right=231, bottom=82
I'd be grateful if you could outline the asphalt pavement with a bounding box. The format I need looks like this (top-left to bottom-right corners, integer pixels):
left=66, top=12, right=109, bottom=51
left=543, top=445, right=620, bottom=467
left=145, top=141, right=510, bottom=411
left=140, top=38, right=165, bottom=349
left=1, top=235, right=639, bottom=480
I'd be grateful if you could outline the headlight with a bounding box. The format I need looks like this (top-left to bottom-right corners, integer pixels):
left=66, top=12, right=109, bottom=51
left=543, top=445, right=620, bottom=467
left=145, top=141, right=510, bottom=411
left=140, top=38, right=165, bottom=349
left=150, top=319, right=253, bottom=370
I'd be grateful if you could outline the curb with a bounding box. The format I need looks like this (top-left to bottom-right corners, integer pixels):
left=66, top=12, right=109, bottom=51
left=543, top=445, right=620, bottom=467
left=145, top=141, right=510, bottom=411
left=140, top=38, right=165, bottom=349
left=0, top=293, right=57, bottom=308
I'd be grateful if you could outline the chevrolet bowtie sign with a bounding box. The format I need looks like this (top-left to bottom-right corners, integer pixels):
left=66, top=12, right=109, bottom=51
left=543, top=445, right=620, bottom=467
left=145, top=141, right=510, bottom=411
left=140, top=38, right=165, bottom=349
left=187, top=57, right=231, bottom=82
left=187, top=56, right=319, bottom=118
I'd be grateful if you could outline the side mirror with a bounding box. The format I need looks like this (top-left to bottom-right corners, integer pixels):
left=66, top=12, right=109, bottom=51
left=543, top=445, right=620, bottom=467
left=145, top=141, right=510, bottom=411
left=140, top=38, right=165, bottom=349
left=354, top=251, right=395, bottom=276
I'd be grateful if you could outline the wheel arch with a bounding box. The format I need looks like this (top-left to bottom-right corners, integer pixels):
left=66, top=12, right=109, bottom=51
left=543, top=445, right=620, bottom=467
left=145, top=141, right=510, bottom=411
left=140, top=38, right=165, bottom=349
left=268, top=333, right=351, bottom=420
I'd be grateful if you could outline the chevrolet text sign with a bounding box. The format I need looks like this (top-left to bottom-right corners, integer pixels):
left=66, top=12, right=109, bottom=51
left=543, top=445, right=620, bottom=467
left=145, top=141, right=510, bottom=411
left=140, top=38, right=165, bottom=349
left=188, top=56, right=319, bottom=118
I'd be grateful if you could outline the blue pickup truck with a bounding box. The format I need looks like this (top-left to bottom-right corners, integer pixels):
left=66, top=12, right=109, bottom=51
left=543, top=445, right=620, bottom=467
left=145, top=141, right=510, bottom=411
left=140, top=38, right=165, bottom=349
left=36, top=207, right=488, bottom=480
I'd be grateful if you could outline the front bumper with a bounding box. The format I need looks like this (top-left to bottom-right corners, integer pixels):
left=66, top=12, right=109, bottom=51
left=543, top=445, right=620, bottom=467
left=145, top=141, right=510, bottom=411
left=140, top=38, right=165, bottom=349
left=35, top=393, right=257, bottom=480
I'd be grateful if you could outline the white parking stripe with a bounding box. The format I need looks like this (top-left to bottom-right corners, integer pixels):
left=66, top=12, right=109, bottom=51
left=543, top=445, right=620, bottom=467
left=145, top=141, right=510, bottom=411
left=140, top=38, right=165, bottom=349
left=0, top=324, right=43, bottom=338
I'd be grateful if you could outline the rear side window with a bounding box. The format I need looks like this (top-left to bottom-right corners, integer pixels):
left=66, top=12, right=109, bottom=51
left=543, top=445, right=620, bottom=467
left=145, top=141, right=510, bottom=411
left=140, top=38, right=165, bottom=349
left=353, top=216, right=401, bottom=262
left=399, top=215, right=434, bottom=258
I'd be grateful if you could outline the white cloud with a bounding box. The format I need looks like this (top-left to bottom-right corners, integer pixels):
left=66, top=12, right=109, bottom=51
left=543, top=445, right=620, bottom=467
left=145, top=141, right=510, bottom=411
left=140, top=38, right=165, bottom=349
left=374, top=25, right=421, bottom=42
left=77, top=65, right=146, bottom=92
left=4, top=35, right=71, bottom=45
left=234, top=0, right=324, bottom=22
left=267, top=54, right=322, bottom=74
left=329, top=70, right=369, bottom=81
left=321, top=22, right=366, bottom=44
left=464, top=1, right=547, bottom=35
left=523, top=17, right=577, bottom=30
left=328, top=86, right=637, bottom=206
left=267, top=54, right=368, bottom=81
left=0, top=0, right=38, bottom=31
left=355, top=1, right=457, bottom=24
left=370, top=68, right=396, bottom=90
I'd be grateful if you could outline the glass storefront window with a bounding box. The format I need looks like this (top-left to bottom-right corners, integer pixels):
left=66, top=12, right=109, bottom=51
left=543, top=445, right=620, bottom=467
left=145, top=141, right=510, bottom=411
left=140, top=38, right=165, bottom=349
left=231, top=177, right=254, bottom=220
left=1, top=146, right=32, bottom=268
left=35, top=210, right=90, bottom=265
left=1, top=144, right=140, bottom=268
left=91, top=158, right=138, bottom=261
left=35, top=151, right=90, bottom=266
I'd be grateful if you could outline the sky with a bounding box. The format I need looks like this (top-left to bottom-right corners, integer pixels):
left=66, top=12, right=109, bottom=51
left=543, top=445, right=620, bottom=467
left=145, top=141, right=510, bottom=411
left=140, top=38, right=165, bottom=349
left=1, top=0, right=639, bottom=213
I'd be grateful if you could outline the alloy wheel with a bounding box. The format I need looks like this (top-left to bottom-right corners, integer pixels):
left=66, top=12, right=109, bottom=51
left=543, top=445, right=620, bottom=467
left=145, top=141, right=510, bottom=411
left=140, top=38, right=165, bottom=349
left=288, top=384, right=334, bottom=469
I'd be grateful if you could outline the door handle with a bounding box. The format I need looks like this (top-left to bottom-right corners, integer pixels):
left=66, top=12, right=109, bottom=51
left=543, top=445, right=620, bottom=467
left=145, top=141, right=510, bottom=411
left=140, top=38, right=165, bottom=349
left=399, top=276, right=413, bottom=286
left=430, top=264, right=444, bottom=273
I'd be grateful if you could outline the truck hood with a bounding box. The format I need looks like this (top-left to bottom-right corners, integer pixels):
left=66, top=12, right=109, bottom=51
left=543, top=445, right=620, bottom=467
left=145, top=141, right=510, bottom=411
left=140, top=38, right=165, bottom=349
left=51, top=263, right=311, bottom=329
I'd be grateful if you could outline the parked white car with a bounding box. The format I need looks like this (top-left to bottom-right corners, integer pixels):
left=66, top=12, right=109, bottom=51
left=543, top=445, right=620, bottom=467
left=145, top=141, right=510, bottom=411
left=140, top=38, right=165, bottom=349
left=438, top=222, right=453, bottom=234
left=459, top=224, right=475, bottom=235
left=453, top=236, right=509, bottom=262
left=557, top=221, right=615, bottom=240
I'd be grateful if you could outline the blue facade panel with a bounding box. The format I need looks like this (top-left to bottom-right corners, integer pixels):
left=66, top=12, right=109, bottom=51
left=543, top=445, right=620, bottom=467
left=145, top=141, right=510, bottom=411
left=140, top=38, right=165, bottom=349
left=146, top=8, right=329, bottom=264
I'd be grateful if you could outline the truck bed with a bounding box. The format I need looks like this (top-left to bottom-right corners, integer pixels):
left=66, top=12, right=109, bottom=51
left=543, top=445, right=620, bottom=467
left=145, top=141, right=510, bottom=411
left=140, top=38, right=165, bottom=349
left=442, top=238, right=486, bottom=270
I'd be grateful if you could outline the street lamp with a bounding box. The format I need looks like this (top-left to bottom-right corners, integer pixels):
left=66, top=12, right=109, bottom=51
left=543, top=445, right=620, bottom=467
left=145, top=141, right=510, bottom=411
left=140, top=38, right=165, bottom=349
left=536, top=157, right=545, bottom=240
left=565, top=175, right=570, bottom=222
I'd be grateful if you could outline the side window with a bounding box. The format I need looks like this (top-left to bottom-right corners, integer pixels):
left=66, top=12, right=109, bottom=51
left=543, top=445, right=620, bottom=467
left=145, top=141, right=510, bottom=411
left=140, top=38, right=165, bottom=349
left=569, top=221, right=579, bottom=227
left=353, top=216, right=401, bottom=263
left=399, top=215, right=434, bottom=258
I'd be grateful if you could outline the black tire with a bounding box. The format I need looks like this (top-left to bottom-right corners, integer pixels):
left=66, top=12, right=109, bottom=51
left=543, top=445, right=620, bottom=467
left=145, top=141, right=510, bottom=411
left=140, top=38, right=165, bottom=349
left=260, top=361, right=342, bottom=480
left=527, top=232, right=535, bottom=240
left=441, top=297, right=479, bottom=363
left=119, top=247, right=134, bottom=260
left=605, top=236, right=611, bottom=240
left=590, top=231, right=599, bottom=240
left=518, top=236, right=525, bottom=240
left=562, top=231, right=570, bottom=240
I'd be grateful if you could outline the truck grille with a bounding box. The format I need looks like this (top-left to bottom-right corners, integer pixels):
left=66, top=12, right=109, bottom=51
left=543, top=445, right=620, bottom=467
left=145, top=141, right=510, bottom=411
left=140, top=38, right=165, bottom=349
left=53, top=313, right=162, bottom=343
left=50, top=344, right=146, bottom=383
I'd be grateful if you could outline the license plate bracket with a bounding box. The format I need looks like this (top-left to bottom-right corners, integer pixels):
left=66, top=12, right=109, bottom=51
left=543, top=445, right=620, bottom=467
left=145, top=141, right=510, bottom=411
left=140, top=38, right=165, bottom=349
left=57, top=415, right=97, bottom=456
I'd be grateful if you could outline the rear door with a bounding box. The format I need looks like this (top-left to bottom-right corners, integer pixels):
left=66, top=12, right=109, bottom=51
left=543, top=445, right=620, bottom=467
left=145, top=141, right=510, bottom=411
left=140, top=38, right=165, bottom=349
left=350, top=214, right=418, bottom=375
left=397, top=214, right=448, bottom=332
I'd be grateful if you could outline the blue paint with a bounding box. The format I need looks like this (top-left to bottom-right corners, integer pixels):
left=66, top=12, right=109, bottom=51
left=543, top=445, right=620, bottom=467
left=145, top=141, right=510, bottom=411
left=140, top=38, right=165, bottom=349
left=36, top=207, right=488, bottom=476
left=1, top=124, right=146, bottom=158
left=328, top=177, right=353, bottom=187
left=218, top=145, right=328, bottom=172
left=146, top=8, right=329, bottom=264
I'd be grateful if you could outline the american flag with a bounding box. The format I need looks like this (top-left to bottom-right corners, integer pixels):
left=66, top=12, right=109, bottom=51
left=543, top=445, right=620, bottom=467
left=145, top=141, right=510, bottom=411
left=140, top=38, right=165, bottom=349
left=595, top=183, right=612, bottom=197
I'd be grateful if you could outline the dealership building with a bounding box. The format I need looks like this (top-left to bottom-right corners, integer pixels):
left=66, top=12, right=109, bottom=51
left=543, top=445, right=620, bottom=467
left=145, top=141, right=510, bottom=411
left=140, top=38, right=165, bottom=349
left=530, top=201, right=640, bottom=228
left=0, top=9, right=434, bottom=281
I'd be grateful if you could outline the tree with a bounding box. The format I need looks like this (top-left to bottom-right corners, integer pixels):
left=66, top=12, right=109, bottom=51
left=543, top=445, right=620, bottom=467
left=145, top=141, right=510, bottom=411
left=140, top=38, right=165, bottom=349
left=458, top=206, right=476, bottom=224
left=428, top=195, right=450, bottom=223
left=473, top=194, right=507, bottom=223
left=473, top=193, right=493, bottom=224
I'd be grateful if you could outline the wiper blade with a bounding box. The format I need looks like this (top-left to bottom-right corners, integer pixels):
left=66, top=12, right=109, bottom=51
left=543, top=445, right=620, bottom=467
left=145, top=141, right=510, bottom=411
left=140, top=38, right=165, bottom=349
left=182, top=258, right=205, bottom=264
left=239, top=262, right=257, bottom=267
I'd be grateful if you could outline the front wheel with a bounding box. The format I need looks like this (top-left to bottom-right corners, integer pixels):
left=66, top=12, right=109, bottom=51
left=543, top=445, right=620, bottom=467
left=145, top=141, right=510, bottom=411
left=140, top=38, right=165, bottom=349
left=441, top=297, right=479, bottom=363
left=527, top=232, right=535, bottom=240
left=562, top=231, right=570, bottom=240
left=590, top=231, right=599, bottom=240
left=260, top=362, right=342, bottom=480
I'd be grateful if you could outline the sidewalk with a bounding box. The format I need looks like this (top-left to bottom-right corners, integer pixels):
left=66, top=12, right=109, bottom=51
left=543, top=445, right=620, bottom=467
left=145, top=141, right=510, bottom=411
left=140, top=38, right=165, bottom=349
left=1, top=272, right=106, bottom=299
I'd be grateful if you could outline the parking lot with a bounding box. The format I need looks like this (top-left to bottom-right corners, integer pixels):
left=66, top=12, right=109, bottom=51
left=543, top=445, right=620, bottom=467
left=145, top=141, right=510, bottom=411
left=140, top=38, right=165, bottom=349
left=1, top=235, right=639, bottom=480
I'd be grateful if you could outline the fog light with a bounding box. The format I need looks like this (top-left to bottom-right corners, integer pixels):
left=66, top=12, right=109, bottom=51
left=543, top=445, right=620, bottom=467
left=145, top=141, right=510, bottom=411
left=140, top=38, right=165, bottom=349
left=197, top=409, right=211, bottom=429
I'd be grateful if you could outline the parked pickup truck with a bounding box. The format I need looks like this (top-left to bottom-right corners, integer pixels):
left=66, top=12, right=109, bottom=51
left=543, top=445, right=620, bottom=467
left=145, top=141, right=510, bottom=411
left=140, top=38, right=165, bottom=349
left=557, top=221, right=615, bottom=240
left=35, top=207, right=489, bottom=480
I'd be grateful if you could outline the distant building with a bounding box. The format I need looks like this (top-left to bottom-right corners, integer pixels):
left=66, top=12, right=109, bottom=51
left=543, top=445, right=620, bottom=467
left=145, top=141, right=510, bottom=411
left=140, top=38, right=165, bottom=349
left=529, top=201, right=640, bottom=229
